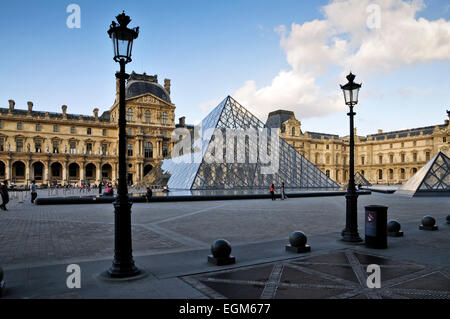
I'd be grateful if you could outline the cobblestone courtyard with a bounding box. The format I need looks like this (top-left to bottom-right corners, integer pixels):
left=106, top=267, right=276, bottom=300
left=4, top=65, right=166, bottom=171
left=0, top=192, right=449, bottom=298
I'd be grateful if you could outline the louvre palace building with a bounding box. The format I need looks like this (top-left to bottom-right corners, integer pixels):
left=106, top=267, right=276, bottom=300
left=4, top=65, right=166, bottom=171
left=0, top=72, right=176, bottom=186
left=0, top=71, right=448, bottom=187
left=269, top=110, right=450, bottom=185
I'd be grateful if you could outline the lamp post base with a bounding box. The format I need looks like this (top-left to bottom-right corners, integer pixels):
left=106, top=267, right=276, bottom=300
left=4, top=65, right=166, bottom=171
left=107, top=263, right=141, bottom=279
left=341, top=230, right=363, bottom=243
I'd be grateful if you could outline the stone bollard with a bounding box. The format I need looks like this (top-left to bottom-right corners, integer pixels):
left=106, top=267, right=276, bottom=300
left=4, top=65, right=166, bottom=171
left=208, top=239, right=236, bottom=266
left=387, top=220, right=403, bottom=237
left=0, top=266, right=5, bottom=297
left=285, top=231, right=311, bottom=253
left=419, top=216, right=438, bottom=231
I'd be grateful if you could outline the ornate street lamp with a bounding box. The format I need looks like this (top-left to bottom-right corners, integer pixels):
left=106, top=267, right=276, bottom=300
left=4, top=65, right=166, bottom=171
left=340, top=72, right=363, bottom=242
left=106, top=12, right=141, bottom=278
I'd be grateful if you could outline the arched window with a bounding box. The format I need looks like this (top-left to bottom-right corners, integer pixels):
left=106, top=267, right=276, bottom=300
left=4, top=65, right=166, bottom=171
left=378, top=169, right=383, bottom=180
left=145, top=110, right=151, bottom=123
left=325, top=170, right=330, bottom=177
left=400, top=168, right=405, bottom=179
left=292, top=127, right=295, bottom=136
left=126, top=108, right=134, bottom=121
left=144, top=142, right=153, bottom=158
left=389, top=169, right=393, bottom=180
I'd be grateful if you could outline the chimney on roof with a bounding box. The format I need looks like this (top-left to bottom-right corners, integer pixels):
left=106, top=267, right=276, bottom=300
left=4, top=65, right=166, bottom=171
left=62, top=105, right=67, bottom=118
left=27, top=101, right=33, bottom=112
left=93, top=108, right=99, bottom=121
left=8, top=100, right=15, bottom=112
left=378, top=129, right=383, bottom=134
left=179, top=116, right=185, bottom=126
left=164, top=79, right=171, bottom=95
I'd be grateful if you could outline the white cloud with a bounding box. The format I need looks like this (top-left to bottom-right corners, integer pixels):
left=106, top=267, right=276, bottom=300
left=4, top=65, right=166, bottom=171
left=227, top=0, right=450, bottom=120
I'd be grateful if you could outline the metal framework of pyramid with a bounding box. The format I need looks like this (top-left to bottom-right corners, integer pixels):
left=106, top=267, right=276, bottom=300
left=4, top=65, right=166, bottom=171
left=162, top=96, right=340, bottom=190
left=355, top=171, right=372, bottom=187
left=395, top=151, right=450, bottom=197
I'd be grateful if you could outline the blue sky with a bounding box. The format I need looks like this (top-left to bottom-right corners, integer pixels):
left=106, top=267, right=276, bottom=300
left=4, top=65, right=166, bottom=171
left=0, top=0, right=449, bottom=136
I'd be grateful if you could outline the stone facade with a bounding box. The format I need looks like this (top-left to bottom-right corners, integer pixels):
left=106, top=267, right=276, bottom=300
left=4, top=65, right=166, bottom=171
left=0, top=72, right=176, bottom=186
left=270, top=110, right=450, bottom=185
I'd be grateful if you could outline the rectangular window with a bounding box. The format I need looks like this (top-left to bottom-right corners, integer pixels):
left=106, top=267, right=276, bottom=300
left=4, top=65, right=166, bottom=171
left=413, top=153, right=417, bottom=162
left=379, top=155, right=383, bottom=164
left=87, top=128, right=92, bottom=135
left=390, top=155, right=394, bottom=164
left=71, top=126, right=76, bottom=134
left=401, top=154, right=405, bottom=163
left=426, top=152, right=430, bottom=161
left=162, top=144, right=168, bottom=157
left=53, top=141, right=59, bottom=154
left=102, top=129, right=107, bottom=136
left=128, top=144, right=133, bottom=156
left=53, top=125, right=59, bottom=133
left=17, top=122, right=23, bottom=130
left=70, top=142, right=76, bottom=154
left=0, top=139, right=4, bottom=152
left=361, top=156, right=365, bottom=165
left=162, top=112, right=168, bottom=124
left=102, top=144, right=107, bottom=155
left=0, top=120, right=2, bottom=129
left=36, top=123, right=41, bottom=131
left=35, top=141, right=42, bottom=153
left=17, top=139, right=23, bottom=152
left=444, top=137, right=447, bottom=143
left=86, top=143, right=92, bottom=154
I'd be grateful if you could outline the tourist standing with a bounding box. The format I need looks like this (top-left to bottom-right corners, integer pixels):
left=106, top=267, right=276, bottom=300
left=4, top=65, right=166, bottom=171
left=280, top=182, right=286, bottom=200
left=270, top=183, right=276, bottom=201
left=146, top=187, right=153, bottom=202
left=99, top=182, right=103, bottom=195
left=30, top=180, right=37, bottom=204
left=0, top=180, right=9, bottom=211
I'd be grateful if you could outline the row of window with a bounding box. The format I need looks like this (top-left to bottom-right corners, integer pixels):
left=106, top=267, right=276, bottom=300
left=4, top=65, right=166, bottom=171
left=9, top=122, right=108, bottom=136
left=370, top=152, right=431, bottom=165
left=127, top=142, right=168, bottom=158
left=126, top=109, right=169, bottom=124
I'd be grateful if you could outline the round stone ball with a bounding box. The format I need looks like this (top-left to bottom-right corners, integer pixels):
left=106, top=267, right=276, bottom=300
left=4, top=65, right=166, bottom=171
left=422, top=216, right=436, bottom=227
left=0, top=267, right=3, bottom=282
left=387, top=220, right=401, bottom=233
left=289, top=231, right=307, bottom=248
left=211, top=239, right=232, bottom=259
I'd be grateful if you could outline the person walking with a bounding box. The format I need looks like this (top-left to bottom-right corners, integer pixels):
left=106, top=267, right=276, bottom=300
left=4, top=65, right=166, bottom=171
left=146, top=187, right=153, bottom=202
left=280, top=182, right=286, bottom=200
left=30, top=180, right=38, bottom=204
left=99, top=181, right=103, bottom=195
left=270, top=183, right=276, bottom=201
left=0, top=180, right=9, bottom=211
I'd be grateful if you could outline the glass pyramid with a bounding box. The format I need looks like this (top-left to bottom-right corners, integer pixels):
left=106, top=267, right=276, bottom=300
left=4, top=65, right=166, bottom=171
left=354, top=172, right=372, bottom=187
left=396, top=151, right=450, bottom=197
left=162, top=96, right=340, bottom=190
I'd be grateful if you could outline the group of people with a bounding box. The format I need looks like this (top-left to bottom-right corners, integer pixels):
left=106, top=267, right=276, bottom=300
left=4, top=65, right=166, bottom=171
left=269, top=182, right=287, bottom=201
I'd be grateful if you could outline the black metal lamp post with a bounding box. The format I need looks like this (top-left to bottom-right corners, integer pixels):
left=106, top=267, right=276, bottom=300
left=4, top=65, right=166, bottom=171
left=107, top=12, right=141, bottom=278
left=340, top=72, right=363, bottom=243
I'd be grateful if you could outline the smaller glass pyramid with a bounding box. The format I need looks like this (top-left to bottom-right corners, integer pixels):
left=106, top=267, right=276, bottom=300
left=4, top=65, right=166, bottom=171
left=354, top=172, right=372, bottom=187
left=396, top=151, right=450, bottom=197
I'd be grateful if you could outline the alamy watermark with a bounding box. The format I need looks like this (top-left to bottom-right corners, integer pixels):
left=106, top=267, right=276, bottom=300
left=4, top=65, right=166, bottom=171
left=366, top=264, right=381, bottom=288
left=170, top=127, right=280, bottom=174
left=366, top=3, right=381, bottom=29
left=66, top=4, right=81, bottom=29
left=66, top=264, right=81, bottom=289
